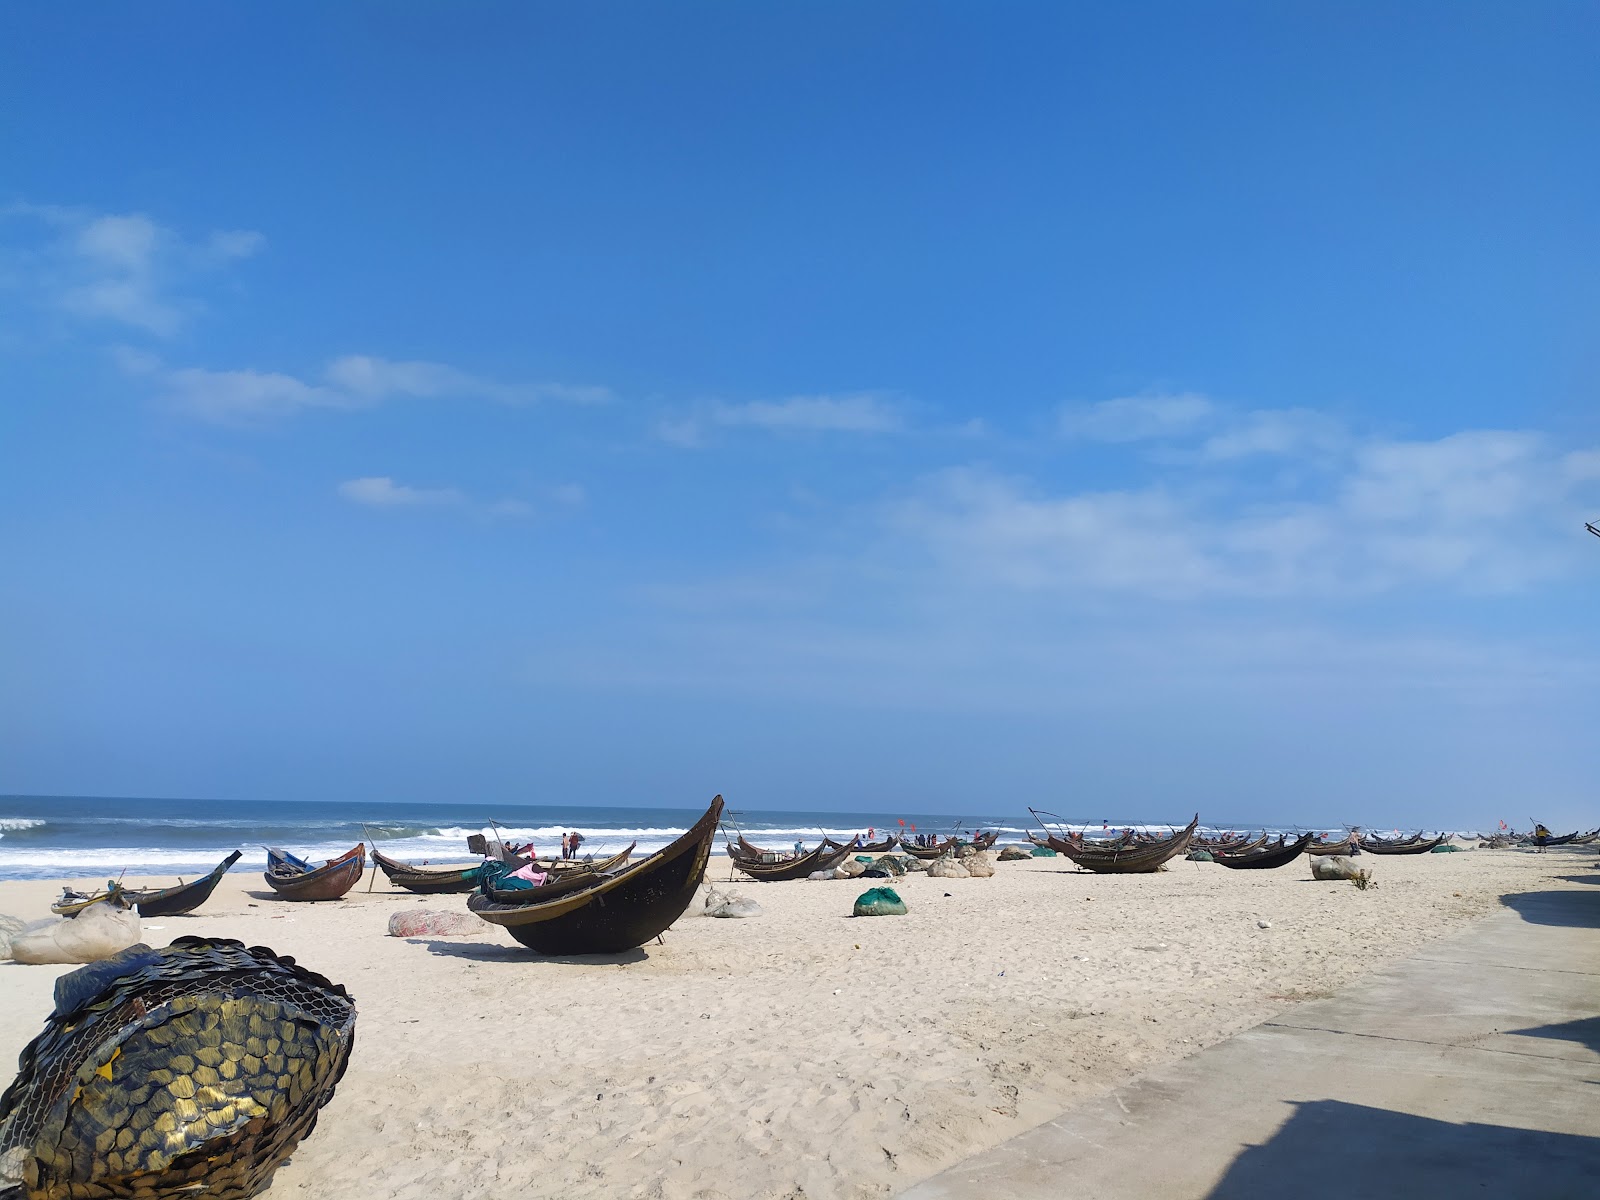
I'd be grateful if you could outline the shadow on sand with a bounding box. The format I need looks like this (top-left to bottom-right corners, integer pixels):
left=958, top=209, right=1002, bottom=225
left=1206, top=1099, right=1600, bottom=1199
left=421, top=939, right=648, bottom=966
left=1498, top=889, right=1600, bottom=930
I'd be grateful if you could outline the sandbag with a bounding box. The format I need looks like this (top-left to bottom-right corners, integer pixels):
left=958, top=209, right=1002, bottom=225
left=0, top=912, right=25, bottom=960
left=1311, top=855, right=1364, bottom=881
left=706, top=894, right=762, bottom=918
left=964, top=852, right=996, bottom=878
left=997, top=846, right=1031, bottom=861
left=871, top=855, right=907, bottom=876
left=10, top=904, right=142, bottom=965
left=1030, top=846, right=1058, bottom=857
left=836, top=857, right=868, bottom=878
left=852, top=887, right=908, bottom=917
left=387, top=909, right=482, bottom=937
left=926, top=855, right=970, bottom=879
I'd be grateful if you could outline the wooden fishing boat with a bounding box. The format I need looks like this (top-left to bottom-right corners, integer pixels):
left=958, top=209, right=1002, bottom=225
left=468, top=796, right=722, bottom=954
left=1211, top=832, right=1314, bottom=870
left=1305, top=834, right=1359, bottom=857
left=826, top=834, right=902, bottom=853
left=1359, top=831, right=1422, bottom=850
left=50, top=882, right=128, bottom=917
left=264, top=843, right=366, bottom=900
left=0, top=935, right=355, bottom=1199
left=53, top=850, right=244, bottom=917
left=1542, top=830, right=1580, bottom=846
left=731, top=837, right=861, bottom=881
left=1045, top=816, right=1200, bottom=874
left=1197, top=832, right=1269, bottom=853
left=372, top=843, right=636, bottom=893
left=1358, top=833, right=1448, bottom=855
left=900, top=837, right=959, bottom=860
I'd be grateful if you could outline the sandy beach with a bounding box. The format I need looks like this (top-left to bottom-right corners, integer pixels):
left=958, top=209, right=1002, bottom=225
left=0, top=847, right=1591, bottom=1200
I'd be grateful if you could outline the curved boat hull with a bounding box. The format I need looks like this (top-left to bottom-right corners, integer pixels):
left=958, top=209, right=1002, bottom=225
left=731, top=838, right=858, bottom=881
left=1358, top=834, right=1448, bottom=855
left=469, top=798, right=722, bottom=955
left=264, top=844, right=366, bottom=901
left=1212, top=832, right=1314, bottom=870
left=1047, top=816, right=1199, bottom=874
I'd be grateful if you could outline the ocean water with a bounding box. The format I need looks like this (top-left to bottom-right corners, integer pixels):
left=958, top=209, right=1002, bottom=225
left=0, top=795, right=1411, bottom=883
left=0, top=794, right=1042, bottom=882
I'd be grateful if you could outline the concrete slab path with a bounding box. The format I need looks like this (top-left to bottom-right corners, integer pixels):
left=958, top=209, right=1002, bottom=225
left=900, top=882, right=1600, bottom=1200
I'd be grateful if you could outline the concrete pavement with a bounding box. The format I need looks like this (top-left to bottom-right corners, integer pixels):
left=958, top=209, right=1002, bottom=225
left=900, top=879, right=1600, bottom=1200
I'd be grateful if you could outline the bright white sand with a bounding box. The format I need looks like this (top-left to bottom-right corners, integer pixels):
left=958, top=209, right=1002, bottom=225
left=1, top=847, right=1592, bottom=1199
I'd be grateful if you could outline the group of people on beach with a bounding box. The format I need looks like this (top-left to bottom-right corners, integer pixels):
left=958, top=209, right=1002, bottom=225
left=559, top=831, right=585, bottom=859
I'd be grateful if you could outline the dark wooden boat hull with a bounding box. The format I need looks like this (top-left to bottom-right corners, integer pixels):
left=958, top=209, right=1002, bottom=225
left=1212, top=832, right=1314, bottom=870
left=371, top=849, right=485, bottom=893
left=131, top=849, right=243, bottom=916
left=1305, top=839, right=1358, bottom=856
left=1047, top=817, right=1199, bottom=874
left=900, top=839, right=957, bottom=860
left=264, top=844, right=366, bottom=900
left=375, top=844, right=637, bottom=894
left=469, top=797, right=722, bottom=954
left=1358, top=834, right=1448, bottom=855
left=732, top=839, right=859, bottom=881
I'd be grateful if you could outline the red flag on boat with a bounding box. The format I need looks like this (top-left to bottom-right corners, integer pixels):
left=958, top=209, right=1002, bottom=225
left=897, top=819, right=905, bottom=826
left=909, top=823, right=916, bottom=831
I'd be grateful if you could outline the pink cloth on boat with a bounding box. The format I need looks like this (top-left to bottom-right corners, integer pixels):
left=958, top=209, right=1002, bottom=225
left=509, top=864, right=548, bottom=886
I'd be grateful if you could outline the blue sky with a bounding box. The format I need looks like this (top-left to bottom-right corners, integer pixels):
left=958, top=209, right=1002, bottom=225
left=2, top=4, right=1598, bottom=828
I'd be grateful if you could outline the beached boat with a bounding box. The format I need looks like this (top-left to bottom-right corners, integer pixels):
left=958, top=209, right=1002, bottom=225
left=467, top=795, right=722, bottom=954
left=731, top=837, right=861, bottom=881
left=1211, top=832, right=1313, bottom=870
left=52, top=850, right=244, bottom=917
left=372, top=843, right=636, bottom=893
left=900, top=837, right=960, bottom=860
left=0, top=935, right=355, bottom=1199
left=1305, top=834, right=1359, bottom=857
left=1358, top=833, right=1448, bottom=855
left=1045, top=816, right=1200, bottom=874
left=264, top=843, right=366, bottom=900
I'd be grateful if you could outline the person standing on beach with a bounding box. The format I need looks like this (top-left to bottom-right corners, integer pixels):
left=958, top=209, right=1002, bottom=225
left=1535, top=824, right=1551, bottom=852
left=571, top=831, right=584, bottom=858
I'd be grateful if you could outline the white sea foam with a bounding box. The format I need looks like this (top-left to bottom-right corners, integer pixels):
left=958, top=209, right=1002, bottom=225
left=0, top=817, right=47, bottom=833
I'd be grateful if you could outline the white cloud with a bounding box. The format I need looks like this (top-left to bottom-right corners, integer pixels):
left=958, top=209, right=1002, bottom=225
left=1059, top=392, right=1215, bottom=442
left=656, top=416, right=705, bottom=448
left=1198, top=408, right=1347, bottom=461
left=659, top=393, right=904, bottom=446
left=337, top=478, right=570, bottom=520
left=550, top=483, right=587, bottom=507
left=888, top=428, right=1600, bottom=599
left=119, top=350, right=604, bottom=426
left=326, top=355, right=611, bottom=406
left=4, top=203, right=263, bottom=336
left=714, top=393, right=902, bottom=433
left=155, top=364, right=363, bottom=426
left=337, top=477, right=465, bottom=509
